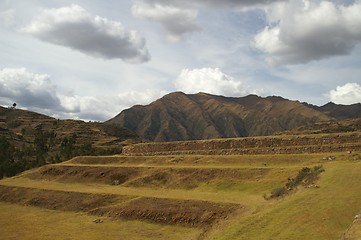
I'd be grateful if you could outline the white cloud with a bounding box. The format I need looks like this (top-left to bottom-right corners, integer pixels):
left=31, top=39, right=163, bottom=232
left=253, top=0, right=361, bottom=65
left=58, top=89, right=167, bottom=120
left=116, top=90, right=168, bottom=107
left=174, top=68, right=250, bottom=96
left=22, top=4, right=150, bottom=63
left=59, top=94, right=113, bottom=120
left=0, top=68, right=167, bottom=121
left=0, top=68, right=61, bottom=109
left=132, top=2, right=199, bottom=42
left=327, top=83, right=361, bottom=105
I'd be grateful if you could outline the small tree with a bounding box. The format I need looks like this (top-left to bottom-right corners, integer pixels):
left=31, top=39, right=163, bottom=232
left=12, top=103, right=17, bottom=108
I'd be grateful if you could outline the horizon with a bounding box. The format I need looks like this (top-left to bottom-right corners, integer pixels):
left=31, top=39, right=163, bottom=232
left=2, top=91, right=360, bottom=123
left=1, top=0, right=361, bottom=121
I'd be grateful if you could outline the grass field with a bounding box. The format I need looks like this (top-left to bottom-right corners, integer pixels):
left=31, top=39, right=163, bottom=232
left=1, top=149, right=361, bottom=239
left=0, top=202, right=200, bottom=240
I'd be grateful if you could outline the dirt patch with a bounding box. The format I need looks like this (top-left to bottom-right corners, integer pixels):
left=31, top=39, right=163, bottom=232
left=0, top=185, right=129, bottom=212
left=90, top=197, right=241, bottom=228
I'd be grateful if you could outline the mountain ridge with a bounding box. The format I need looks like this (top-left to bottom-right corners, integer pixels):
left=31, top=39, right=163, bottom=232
left=107, top=92, right=361, bottom=142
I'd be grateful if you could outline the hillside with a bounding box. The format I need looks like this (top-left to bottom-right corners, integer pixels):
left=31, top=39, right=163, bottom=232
left=1, top=133, right=361, bottom=239
left=107, top=92, right=339, bottom=141
left=0, top=106, right=139, bottom=178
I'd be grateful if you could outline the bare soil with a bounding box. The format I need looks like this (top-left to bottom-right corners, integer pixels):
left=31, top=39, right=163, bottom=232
left=0, top=185, right=127, bottom=211
left=90, top=197, right=241, bottom=227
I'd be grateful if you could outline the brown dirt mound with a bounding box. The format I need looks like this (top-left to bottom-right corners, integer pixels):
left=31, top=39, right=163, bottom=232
left=0, top=185, right=128, bottom=211
left=90, top=197, right=241, bottom=227
left=26, top=165, right=270, bottom=189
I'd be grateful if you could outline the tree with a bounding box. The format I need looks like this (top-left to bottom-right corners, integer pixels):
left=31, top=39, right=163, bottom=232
left=12, top=103, right=17, bottom=108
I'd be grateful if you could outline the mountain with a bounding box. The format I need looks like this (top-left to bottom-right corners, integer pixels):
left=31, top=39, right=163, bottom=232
left=305, top=102, right=361, bottom=120
left=107, top=92, right=339, bottom=142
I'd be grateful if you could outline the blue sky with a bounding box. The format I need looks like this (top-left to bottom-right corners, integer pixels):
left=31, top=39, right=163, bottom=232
left=0, top=0, right=360, bottom=121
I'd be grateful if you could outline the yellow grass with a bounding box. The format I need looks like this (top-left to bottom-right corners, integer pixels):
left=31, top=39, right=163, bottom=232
left=1, top=151, right=361, bottom=239
left=0, top=202, right=200, bottom=240
left=207, top=161, right=361, bottom=240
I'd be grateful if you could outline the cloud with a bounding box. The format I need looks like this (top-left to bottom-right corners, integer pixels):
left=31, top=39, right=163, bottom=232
left=253, top=0, right=361, bottom=65
left=132, top=0, right=285, bottom=41
left=116, top=90, right=168, bottom=107
left=57, top=90, right=167, bottom=121
left=132, top=2, right=199, bottom=42
left=0, top=68, right=62, bottom=110
left=22, top=4, right=150, bottom=63
left=327, top=83, right=361, bottom=105
left=134, top=0, right=285, bottom=9
left=174, top=68, right=250, bottom=97
left=0, top=68, right=167, bottom=121
left=0, top=9, right=15, bottom=28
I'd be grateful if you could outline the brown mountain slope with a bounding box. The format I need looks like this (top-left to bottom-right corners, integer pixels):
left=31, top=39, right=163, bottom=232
left=306, top=102, right=361, bottom=120
left=107, top=92, right=333, bottom=141
left=0, top=106, right=138, bottom=148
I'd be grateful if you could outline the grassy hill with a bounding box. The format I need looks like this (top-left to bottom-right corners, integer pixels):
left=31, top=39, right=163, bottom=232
left=1, top=132, right=361, bottom=239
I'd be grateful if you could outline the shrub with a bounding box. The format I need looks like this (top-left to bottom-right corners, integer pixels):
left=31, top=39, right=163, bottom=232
left=267, top=165, right=324, bottom=199
left=270, top=187, right=288, bottom=198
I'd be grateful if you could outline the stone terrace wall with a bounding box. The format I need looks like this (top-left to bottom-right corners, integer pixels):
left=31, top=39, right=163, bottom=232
left=123, top=132, right=361, bottom=156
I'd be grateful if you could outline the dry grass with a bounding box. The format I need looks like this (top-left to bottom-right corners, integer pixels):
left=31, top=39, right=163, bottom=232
left=342, top=220, right=361, bottom=240
left=0, top=202, right=200, bottom=240
left=1, top=151, right=361, bottom=239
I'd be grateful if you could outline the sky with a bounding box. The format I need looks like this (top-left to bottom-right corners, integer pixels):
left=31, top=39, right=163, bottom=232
left=0, top=0, right=361, bottom=121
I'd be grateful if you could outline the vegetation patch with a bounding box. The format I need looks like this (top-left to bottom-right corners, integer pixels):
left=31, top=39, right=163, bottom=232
left=266, top=165, right=325, bottom=199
